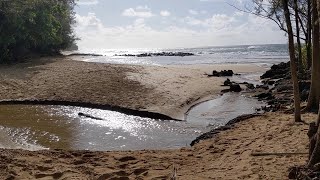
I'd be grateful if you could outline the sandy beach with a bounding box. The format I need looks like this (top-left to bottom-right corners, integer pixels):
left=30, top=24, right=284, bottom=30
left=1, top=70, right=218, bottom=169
left=0, top=56, right=265, bottom=120
left=0, top=57, right=309, bottom=179
left=0, top=112, right=313, bottom=179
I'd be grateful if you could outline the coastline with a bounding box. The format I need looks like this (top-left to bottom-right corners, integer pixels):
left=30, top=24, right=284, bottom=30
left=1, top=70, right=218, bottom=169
left=0, top=56, right=307, bottom=179
left=0, top=56, right=264, bottom=120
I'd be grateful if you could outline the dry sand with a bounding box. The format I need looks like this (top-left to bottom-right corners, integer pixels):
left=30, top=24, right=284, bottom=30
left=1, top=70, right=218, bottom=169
left=0, top=57, right=264, bottom=120
left=0, top=57, right=310, bottom=179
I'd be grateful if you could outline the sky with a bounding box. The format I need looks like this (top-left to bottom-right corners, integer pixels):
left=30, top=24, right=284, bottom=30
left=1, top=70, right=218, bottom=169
left=75, top=0, right=287, bottom=49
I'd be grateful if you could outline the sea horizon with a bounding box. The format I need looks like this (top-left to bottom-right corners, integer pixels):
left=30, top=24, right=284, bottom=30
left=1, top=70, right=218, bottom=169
left=73, top=43, right=289, bottom=66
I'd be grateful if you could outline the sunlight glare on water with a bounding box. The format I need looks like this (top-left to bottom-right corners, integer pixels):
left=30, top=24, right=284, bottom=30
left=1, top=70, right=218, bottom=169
left=0, top=93, right=265, bottom=151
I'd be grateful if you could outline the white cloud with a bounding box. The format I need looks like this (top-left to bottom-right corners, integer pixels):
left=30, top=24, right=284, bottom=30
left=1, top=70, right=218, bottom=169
left=122, top=6, right=154, bottom=18
left=189, top=9, right=199, bottom=15
left=74, top=12, right=286, bottom=49
left=75, top=12, right=102, bottom=29
left=186, top=14, right=235, bottom=30
left=160, top=10, right=171, bottom=17
left=77, top=0, right=99, bottom=5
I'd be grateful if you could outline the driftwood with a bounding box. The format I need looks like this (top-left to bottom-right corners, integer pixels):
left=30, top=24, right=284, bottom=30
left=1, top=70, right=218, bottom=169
left=78, top=112, right=104, bottom=120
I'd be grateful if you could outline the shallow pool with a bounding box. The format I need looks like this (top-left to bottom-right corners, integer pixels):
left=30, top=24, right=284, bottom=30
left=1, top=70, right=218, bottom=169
left=0, top=92, right=264, bottom=151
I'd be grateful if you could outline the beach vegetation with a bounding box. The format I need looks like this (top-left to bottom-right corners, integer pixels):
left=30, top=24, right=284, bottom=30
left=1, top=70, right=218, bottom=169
left=0, top=0, right=76, bottom=62
left=232, top=0, right=320, bottom=173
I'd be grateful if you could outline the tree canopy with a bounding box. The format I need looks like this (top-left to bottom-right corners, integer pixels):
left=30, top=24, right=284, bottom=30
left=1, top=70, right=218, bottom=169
left=0, top=0, right=76, bottom=62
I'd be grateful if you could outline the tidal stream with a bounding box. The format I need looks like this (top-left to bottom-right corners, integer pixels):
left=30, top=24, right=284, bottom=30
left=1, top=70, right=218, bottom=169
left=0, top=92, right=264, bottom=151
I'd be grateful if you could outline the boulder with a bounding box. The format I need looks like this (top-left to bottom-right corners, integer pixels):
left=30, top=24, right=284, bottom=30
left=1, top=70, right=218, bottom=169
left=261, top=62, right=290, bottom=79
left=246, top=83, right=255, bottom=89
left=223, top=78, right=232, bottom=86
left=220, top=70, right=234, bottom=76
left=208, top=70, right=234, bottom=77
left=212, top=70, right=220, bottom=77
left=230, top=83, right=242, bottom=92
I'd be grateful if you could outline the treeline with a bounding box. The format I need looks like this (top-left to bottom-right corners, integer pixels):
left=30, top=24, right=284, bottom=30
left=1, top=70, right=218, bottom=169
left=244, top=0, right=320, bottom=173
left=0, top=0, right=76, bottom=62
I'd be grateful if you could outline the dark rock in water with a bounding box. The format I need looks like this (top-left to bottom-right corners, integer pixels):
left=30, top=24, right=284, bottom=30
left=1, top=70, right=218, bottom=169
left=68, top=53, right=103, bottom=57
left=220, top=70, right=234, bottom=76
left=137, top=53, right=152, bottom=57
left=229, top=83, right=242, bottom=92
left=246, top=83, right=255, bottom=89
left=256, top=84, right=269, bottom=90
left=116, top=52, right=194, bottom=57
left=212, top=70, right=220, bottom=77
left=221, top=82, right=242, bottom=93
left=208, top=70, right=234, bottom=77
left=223, top=78, right=232, bottom=86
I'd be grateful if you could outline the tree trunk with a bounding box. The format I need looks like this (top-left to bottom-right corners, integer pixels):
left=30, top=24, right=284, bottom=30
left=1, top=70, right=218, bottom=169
left=294, top=0, right=303, bottom=71
left=282, top=0, right=302, bottom=122
left=305, top=0, right=320, bottom=112
left=307, top=0, right=312, bottom=70
left=307, top=103, right=320, bottom=167
left=306, top=0, right=320, bottom=168
left=317, top=102, right=320, bottom=126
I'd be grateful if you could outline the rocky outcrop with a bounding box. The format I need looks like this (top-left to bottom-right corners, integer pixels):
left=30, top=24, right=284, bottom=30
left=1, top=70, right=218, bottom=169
left=208, top=70, right=234, bottom=77
left=260, top=62, right=290, bottom=79
left=67, top=53, right=104, bottom=57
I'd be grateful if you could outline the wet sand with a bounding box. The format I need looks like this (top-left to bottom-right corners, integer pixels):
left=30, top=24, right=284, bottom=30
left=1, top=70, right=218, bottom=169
left=0, top=57, right=307, bottom=179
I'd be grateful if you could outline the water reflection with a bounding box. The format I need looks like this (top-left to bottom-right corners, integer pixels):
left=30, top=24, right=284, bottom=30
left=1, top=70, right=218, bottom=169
left=186, top=93, right=265, bottom=129
left=0, top=105, right=201, bottom=151
left=0, top=105, right=74, bottom=150
left=0, top=94, right=264, bottom=151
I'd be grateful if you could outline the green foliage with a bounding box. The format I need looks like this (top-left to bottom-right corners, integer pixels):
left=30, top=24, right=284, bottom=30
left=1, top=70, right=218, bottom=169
left=295, top=44, right=310, bottom=70
left=0, top=0, right=76, bottom=62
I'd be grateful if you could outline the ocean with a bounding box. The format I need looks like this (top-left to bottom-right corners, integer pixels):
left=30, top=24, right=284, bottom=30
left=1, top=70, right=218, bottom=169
left=74, top=44, right=289, bottom=66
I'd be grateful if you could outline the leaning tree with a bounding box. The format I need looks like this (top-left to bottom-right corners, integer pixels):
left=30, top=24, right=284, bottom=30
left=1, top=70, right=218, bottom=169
left=282, top=0, right=302, bottom=122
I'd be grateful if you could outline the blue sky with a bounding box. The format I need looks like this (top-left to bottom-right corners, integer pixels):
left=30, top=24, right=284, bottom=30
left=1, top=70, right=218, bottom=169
left=75, top=0, right=286, bottom=49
